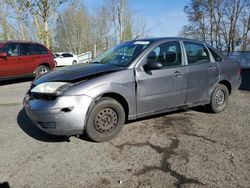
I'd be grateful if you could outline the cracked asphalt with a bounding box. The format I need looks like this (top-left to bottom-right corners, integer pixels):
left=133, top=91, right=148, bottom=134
left=0, top=79, right=249, bottom=188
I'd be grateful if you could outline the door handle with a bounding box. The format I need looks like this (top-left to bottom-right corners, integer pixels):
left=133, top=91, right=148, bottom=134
left=209, top=66, right=215, bottom=72
left=174, top=71, right=181, bottom=77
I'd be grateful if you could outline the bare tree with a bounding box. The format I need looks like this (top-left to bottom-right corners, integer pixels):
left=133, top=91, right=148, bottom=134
left=183, top=0, right=250, bottom=52
left=92, top=6, right=115, bottom=52
left=104, top=0, right=148, bottom=43
left=0, top=0, right=10, bottom=40
left=183, top=0, right=207, bottom=41
left=239, top=2, right=250, bottom=50
left=222, top=0, right=249, bottom=51
left=132, top=15, right=150, bottom=39
left=54, top=2, right=93, bottom=54
left=1, top=0, right=149, bottom=53
left=5, top=0, right=28, bottom=40
left=25, top=0, right=66, bottom=48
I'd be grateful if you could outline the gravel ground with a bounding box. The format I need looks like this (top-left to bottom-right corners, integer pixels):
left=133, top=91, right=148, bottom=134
left=0, top=78, right=249, bottom=188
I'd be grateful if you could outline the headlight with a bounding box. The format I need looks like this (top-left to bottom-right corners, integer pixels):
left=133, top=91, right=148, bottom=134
left=31, top=82, right=73, bottom=96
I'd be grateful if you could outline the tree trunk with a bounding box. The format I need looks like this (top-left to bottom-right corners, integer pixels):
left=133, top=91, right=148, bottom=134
left=2, top=16, right=9, bottom=40
left=44, top=21, right=50, bottom=48
left=18, top=17, right=25, bottom=40
left=118, top=0, right=123, bottom=43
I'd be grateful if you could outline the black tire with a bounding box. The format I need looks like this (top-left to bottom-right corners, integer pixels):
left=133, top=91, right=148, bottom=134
left=85, top=97, right=125, bottom=142
left=208, top=84, right=229, bottom=113
left=35, top=65, right=50, bottom=78
left=72, top=60, right=77, bottom=65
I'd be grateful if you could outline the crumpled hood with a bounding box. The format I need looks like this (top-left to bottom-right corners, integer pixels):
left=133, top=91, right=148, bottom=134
left=33, top=63, right=123, bottom=85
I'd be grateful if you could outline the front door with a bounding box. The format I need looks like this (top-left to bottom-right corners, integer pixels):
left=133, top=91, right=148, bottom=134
left=136, top=41, right=187, bottom=116
left=0, top=43, right=22, bottom=77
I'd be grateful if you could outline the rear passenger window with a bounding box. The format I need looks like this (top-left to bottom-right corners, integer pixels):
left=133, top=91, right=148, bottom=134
left=208, top=47, right=222, bottom=61
left=148, top=41, right=182, bottom=67
left=21, top=43, right=35, bottom=56
left=33, top=44, right=48, bottom=55
left=184, top=42, right=210, bottom=64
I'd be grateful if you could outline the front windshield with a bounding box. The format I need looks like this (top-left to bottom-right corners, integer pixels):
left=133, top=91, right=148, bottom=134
left=92, top=41, right=151, bottom=67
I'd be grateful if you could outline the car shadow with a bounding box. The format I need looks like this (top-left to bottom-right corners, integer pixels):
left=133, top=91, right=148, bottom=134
left=126, top=109, right=188, bottom=124
left=16, top=107, right=213, bottom=143
left=17, top=108, right=70, bottom=142
left=77, top=133, right=95, bottom=142
left=239, top=69, right=250, bottom=91
left=0, top=182, right=11, bottom=188
left=0, top=77, right=33, bottom=86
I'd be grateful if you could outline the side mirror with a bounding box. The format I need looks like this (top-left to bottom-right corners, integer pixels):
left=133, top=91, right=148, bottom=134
left=0, top=52, right=7, bottom=59
left=144, top=61, right=162, bottom=71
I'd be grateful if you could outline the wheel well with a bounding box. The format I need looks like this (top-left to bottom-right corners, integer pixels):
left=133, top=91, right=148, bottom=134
left=101, top=93, right=129, bottom=121
left=40, top=63, right=50, bottom=69
left=219, top=80, right=231, bottom=94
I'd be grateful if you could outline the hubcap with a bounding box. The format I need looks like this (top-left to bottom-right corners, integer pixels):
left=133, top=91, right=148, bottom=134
left=215, top=90, right=225, bottom=106
left=39, top=67, right=48, bottom=75
left=94, top=108, right=118, bottom=133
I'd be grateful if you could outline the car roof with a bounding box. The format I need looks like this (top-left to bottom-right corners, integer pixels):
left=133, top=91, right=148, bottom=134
left=132, top=37, right=205, bottom=43
left=0, top=40, right=45, bottom=45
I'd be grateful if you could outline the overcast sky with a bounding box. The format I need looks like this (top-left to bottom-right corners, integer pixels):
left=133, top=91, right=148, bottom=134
left=83, top=0, right=190, bottom=37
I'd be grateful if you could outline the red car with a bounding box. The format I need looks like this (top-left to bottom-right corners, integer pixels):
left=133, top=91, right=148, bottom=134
left=0, top=41, right=55, bottom=81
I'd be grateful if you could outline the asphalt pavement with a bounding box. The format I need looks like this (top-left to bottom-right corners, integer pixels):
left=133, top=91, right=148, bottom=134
left=0, top=79, right=249, bottom=188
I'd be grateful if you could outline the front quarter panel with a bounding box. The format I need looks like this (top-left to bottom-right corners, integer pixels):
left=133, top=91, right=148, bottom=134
left=63, top=69, right=136, bottom=118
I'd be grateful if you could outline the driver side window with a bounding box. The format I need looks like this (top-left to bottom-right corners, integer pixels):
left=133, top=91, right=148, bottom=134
left=148, top=41, right=182, bottom=68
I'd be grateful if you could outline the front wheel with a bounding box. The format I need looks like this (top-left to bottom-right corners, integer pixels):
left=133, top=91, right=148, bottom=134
left=85, top=97, right=125, bottom=142
left=208, top=84, right=229, bottom=113
left=35, top=65, right=50, bottom=78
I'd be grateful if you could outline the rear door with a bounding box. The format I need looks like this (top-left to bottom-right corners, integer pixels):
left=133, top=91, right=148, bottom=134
left=20, top=43, right=50, bottom=74
left=20, top=43, right=38, bottom=74
left=183, top=41, right=219, bottom=104
left=136, top=41, right=187, bottom=116
left=0, top=43, right=22, bottom=77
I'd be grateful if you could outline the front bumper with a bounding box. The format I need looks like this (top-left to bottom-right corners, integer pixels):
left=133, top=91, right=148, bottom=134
left=23, top=94, right=93, bottom=135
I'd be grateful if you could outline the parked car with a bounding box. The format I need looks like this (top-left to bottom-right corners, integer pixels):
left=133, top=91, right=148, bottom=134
left=54, top=52, right=78, bottom=66
left=23, top=38, right=241, bottom=142
left=0, top=41, right=55, bottom=81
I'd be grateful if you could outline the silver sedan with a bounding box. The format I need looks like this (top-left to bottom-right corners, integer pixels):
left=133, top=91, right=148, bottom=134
left=23, top=37, right=241, bottom=142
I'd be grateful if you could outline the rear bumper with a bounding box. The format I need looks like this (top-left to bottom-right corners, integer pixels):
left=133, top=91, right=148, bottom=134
left=23, top=94, right=93, bottom=135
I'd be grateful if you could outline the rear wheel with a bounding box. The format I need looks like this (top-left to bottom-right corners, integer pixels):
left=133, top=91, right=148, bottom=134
left=72, top=60, right=77, bottom=65
left=35, top=65, right=49, bottom=78
left=208, top=84, right=229, bottom=113
left=85, top=97, right=125, bottom=142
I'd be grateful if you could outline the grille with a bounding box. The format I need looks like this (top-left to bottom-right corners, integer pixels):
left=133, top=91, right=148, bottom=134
left=29, top=92, right=57, bottom=101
